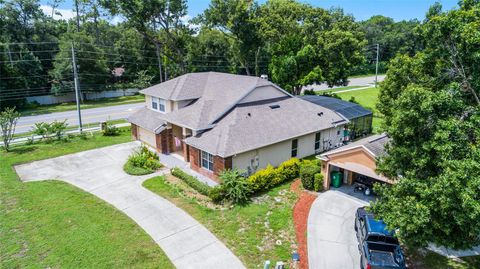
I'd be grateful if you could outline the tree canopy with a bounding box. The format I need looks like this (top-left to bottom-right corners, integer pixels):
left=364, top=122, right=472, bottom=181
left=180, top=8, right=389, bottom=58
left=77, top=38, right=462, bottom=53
left=372, top=1, right=480, bottom=250
left=0, top=0, right=420, bottom=109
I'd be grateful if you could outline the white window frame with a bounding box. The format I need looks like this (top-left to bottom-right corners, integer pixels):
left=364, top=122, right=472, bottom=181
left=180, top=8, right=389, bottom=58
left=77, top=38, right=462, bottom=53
left=291, top=139, right=298, bottom=157
left=151, top=97, right=166, bottom=113
left=314, top=132, right=321, bottom=151
left=151, top=97, right=158, bottom=110
left=158, top=98, right=166, bottom=112
left=201, top=151, right=214, bottom=171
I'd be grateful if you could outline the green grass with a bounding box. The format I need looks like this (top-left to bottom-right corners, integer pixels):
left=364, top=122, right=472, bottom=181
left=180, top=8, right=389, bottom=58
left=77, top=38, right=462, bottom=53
left=407, top=248, right=480, bottom=269
left=19, top=95, right=144, bottom=116
left=321, top=85, right=370, bottom=93
left=143, top=176, right=298, bottom=268
left=336, top=87, right=384, bottom=133
left=0, top=127, right=174, bottom=268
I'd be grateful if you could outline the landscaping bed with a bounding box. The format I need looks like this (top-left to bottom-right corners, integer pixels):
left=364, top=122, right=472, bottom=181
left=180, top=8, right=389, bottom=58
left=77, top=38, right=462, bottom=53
left=123, top=145, right=162, bottom=175
left=143, top=175, right=299, bottom=268
left=0, top=127, right=174, bottom=268
left=291, top=180, right=318, bottom=269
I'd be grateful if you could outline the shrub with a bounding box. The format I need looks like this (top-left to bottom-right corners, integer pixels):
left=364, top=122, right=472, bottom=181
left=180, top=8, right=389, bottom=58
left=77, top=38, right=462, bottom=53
left=33, top=120, right=68, bottom=140
left=124, top=145, right=162, bottom=175
left=208, top=185, right=226, bottom=204
left=300, top=160, right=321, bottom=191
left=219, top=169, right=251, bottom=204
left=103, top=122, right=120, bottom=136
left=33, top=122, right=51, bottom=140
left=247, top=165, right=281, bottom=193
left=277, top=158, right=301, bottom=182
left=171, top=167, right=211, bottom=196
left=314, top=173, right=324, bottom=192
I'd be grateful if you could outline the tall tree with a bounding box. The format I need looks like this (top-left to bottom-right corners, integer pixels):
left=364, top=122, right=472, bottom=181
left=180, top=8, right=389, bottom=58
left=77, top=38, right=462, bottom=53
left=372, top=1, right=480, bottom=250
left=198, top=0, right=263, bottom=75
left=100, top=0, right=190, bottom=73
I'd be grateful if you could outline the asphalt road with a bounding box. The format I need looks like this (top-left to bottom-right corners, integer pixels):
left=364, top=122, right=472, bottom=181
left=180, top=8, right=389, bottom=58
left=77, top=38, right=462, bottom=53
left=307, top=75, right=386, bottom=91
left=15, top=102, right=144, bottom=134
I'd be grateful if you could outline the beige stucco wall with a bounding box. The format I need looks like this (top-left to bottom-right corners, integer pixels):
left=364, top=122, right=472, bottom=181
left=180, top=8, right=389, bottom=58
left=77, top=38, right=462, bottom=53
left=145, top=95, right=172, bottom=113
left=138, top=126, right=156, bottom=148
left=232, top=125, right=345, bottom=175
left=238, top=85, right=288, bottom=104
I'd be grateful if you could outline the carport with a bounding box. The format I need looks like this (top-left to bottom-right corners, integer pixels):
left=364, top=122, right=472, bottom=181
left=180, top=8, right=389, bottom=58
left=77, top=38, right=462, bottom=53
left=317, top=134, right=392, bottom=190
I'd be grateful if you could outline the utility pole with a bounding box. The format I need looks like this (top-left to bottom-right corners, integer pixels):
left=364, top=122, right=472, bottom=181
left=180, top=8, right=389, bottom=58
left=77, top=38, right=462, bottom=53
left=155, top=43, right=163, bottom=83
left=71, top=44, right=83, bottom=132
left=375, top=43, right=379, bottom=88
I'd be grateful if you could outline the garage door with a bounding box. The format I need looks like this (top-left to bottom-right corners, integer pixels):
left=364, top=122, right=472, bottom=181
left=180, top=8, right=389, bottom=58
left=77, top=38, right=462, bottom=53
left=138, top=127, right=156, bottom=148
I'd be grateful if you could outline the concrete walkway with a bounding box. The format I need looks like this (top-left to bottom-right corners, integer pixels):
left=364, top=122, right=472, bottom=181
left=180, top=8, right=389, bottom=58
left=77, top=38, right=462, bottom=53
left=307, top=190, right=368, bottom=269
left=15, top=142, right=244, bottom=269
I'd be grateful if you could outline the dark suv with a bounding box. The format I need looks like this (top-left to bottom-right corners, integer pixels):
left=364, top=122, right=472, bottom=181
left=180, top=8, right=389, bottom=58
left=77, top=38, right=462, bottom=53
left=355, top=207, right=406, bottom=269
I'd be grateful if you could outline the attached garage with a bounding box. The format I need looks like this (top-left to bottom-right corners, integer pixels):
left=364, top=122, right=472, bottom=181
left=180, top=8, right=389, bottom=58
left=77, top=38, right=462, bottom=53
left=128, top=107, right=167, bottom=150
left=137, top=127, right=156, bottom=148
left=317, top=134, right=392, bottom=191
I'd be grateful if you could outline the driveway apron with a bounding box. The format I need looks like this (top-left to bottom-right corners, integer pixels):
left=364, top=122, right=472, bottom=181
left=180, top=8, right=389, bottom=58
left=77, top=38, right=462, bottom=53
left=15, top=141, right=245, bottom=269
left=307, top=190, right=368, bottom=269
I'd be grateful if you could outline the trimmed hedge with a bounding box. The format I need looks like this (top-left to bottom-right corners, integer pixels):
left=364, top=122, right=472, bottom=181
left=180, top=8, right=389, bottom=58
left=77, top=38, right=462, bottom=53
left=123, top=160, right=153, bottom=175
left=314, top=173, right=324, bottom=192
left=300, top=160, right=321, bottom=190
left=170, top=167, right=211, bottom=196
left=247, top=158, right=301, bottom=193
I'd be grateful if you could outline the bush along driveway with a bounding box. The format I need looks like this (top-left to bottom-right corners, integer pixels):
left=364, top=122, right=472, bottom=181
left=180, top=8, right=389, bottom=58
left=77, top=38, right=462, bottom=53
left=14, top=141, right=244, bottom=269
left=0, top=129, right=174, bottom=268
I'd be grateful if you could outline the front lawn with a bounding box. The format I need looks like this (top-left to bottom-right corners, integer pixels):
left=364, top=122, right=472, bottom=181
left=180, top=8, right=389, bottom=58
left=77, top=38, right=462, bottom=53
left=143, top=175, right=298, bottom=268
left=19, top=95, right=144, bottom=116
left=0, top=128, right=174, bottom=268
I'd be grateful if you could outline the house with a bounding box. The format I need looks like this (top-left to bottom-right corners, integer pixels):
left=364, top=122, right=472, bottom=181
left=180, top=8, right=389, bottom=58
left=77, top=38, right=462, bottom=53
left=128, top=72, right=349, bottom=181
left=299, top=95, right=373, bottom=141
left=317, top=133, right=392, bottom=190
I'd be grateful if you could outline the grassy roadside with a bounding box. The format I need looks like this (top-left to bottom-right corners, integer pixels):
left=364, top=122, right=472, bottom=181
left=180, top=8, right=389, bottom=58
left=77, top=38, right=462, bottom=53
left=18, top=95, right=144, bottom=116
left=407, top=248, right=480, bottom=269
left=321, top=85, right=371, bottom=93
left=12, top=119, right=128, bottom=139
left=143, top=175, right=298, bottom=268
left=0, top=127, right=174, bottom=268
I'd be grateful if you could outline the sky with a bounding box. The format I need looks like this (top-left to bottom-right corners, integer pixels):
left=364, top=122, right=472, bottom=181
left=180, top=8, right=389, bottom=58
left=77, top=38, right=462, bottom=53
left=40, top=0, right=460, bottom=22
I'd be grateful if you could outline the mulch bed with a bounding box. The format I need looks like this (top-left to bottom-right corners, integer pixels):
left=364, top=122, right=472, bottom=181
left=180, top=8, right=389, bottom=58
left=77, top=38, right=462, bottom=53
left=291, top=179, right=318, bottom=269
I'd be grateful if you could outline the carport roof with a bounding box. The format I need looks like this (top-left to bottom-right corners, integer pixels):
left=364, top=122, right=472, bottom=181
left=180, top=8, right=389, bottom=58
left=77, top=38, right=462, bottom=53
left=320, top=133, right=389, bottom=158
left=328, top=161, right=392, bottom=183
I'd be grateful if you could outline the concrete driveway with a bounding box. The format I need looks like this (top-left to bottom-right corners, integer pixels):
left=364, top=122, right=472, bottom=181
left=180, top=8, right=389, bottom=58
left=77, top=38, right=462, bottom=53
left=15, top=141, right=244, bottom=269
left=308, top=190, right=368, bottom=269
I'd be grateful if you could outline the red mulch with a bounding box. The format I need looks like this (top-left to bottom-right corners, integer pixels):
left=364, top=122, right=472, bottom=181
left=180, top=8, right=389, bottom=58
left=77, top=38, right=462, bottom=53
left=291, top=179, right=317, bottom=269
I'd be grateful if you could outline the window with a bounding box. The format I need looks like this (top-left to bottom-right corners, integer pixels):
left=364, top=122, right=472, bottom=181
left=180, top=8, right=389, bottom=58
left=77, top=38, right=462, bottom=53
left=314, top=132, right=321, bottom=150
left=201, top=151, right=214, bottom=171
left=151, top=97, right=167, bottom=112
left=151, top=97, right=158, bottom=110
left=291, top=139, right=298, bottom=157
left=158, top=98, right=166, bottom=112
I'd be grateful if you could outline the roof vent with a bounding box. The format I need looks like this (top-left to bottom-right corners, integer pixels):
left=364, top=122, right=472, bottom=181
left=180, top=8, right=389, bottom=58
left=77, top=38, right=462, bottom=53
left=260, top=74, right=269, bottom=80
left=269, top=104, right=280, bottom=109
left=317, top=112, right=324, bottom=117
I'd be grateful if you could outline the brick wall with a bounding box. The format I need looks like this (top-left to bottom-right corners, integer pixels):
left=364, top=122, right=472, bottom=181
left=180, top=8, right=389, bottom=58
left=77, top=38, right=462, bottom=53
left=188, top=145, right=231, bottom=182
left=131, top=124, right=138, bottom=139
left=155, top=128, right=174, bottom=154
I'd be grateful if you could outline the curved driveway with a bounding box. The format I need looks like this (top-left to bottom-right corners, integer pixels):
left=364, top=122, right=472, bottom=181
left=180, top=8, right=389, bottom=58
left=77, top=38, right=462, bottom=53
left=15, top=141, right=244, bottom=269
left=308, top=190, right=368, bottom=269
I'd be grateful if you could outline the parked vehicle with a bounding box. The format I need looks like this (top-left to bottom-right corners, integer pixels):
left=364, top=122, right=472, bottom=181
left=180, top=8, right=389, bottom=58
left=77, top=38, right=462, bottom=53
left=355, top=207, right=407, bottom=269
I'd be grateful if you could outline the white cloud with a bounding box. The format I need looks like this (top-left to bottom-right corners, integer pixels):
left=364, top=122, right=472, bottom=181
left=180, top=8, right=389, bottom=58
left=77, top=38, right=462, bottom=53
left=40, top=5, right=76, bottom=20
